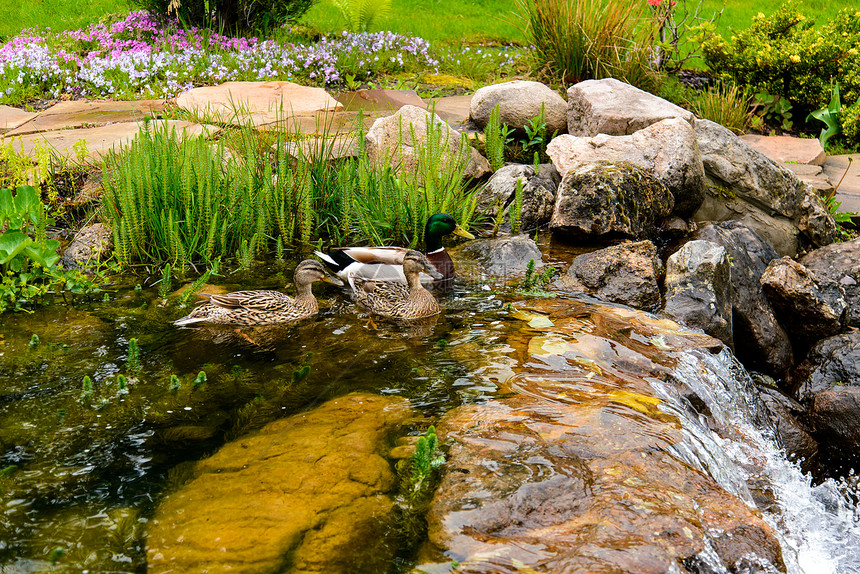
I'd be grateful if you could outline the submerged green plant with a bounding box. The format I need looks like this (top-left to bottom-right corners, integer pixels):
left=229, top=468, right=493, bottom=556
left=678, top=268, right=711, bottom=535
left=410, top=426, right=445, bottom=496
left=511, top=178, right=524, bottom=235
left=28, top=334, right=40, bottom=348
left=169, top=374, right=181, bottom=392
left=193, top=371, right=207, bottom=389
left=80, top=376, right=93, bottom=403
left=126, top=338, right=140, bottom=376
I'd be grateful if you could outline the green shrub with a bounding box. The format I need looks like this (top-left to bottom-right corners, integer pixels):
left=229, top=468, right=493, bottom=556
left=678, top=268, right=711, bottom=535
left=842, top=100, right=860, bottom=144
left=133, top=0, right=313, bottom=30
left=516, top=0, right=656, bottom=89
left=701, top=1, right=860, bottom=138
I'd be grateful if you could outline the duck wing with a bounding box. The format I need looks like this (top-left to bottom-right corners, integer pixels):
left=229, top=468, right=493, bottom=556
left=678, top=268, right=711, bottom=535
left=207, top=290, right=293, bottom=311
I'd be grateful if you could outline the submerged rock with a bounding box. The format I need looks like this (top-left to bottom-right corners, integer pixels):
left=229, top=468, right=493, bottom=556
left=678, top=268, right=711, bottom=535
left=146, top=393, right=413, bottom=574
left=457, top=234, right=543, bottom=278
left=418, top=299, right=786, bottom=574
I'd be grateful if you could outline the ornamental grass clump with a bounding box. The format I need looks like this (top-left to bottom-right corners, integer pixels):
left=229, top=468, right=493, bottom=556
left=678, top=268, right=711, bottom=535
left=688, top=82, right=754, bottom=134
left=517, top=0, right=657, bottom=88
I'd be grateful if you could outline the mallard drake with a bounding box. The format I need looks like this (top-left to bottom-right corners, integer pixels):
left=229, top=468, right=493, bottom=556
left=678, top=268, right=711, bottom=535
left=173, top=260, right=343, bottom=326
left=315, top=213, right=474, bottom=288
left=350, top=250, right=443, bottom=320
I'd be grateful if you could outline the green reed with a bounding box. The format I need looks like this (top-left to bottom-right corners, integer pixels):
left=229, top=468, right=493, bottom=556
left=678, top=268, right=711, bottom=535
left=103, top=113, right=484, bottom=270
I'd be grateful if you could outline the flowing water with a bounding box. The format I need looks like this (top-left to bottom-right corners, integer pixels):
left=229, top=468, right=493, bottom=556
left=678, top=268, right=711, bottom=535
left=0, top=259, right=858, bottom=573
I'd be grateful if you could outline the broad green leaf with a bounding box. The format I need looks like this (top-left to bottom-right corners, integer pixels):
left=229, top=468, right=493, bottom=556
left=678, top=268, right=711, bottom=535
left=0, top=231, right=32, bottom=265
left=23, top=244, right=60, bottom=269
left=0, top=188, right=15, bottom=227
left=13, top=186, right=41, bottom=228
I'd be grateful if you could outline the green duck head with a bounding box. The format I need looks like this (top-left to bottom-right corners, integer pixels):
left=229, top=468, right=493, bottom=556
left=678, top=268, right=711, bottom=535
left=425, top=213, right=475, bottom=251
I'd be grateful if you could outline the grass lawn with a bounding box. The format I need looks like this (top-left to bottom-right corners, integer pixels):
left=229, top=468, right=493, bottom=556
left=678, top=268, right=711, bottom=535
left=5, top=0, right=859, bottom=45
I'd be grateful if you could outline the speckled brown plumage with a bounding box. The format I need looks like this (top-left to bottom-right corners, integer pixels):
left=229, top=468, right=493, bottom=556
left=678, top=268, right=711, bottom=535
left=173, top=260, right=343, bottom=326
left=350, top=250, right=441, bottom=320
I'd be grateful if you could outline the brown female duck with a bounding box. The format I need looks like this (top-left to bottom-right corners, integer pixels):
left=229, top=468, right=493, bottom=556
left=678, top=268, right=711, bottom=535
left=173, top=260, right=343, bottom=326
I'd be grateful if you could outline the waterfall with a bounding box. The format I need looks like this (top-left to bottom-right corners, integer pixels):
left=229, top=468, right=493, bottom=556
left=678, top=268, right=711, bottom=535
left=655, top=348, right=860, bottom=574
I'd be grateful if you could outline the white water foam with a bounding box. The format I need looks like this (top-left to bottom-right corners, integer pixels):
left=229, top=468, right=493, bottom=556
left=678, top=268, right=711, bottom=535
left=654, top=348, right=860, bottom=574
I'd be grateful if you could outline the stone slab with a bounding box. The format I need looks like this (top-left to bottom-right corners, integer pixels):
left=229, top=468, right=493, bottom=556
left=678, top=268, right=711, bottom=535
left=335, top=89, right=425, bottom=112
left=6, top=99, right=165, bottom=136
left=1, top=120, right=219, bottom=161
left=287, top=136, right=360, bottom=161
left=823, top=154, right=860, bottom=213
left=174, top=81, right=342, bottom=127
left=782, top=162, right=823, bottom=177
left=0, top=105, right=38, bottom=133
left=428, top=94, right=472, bottom=125
left=798, top=174, right=834, bottom=194
left=740, top=134, right=826, bottom=166
left=257, top=110, right=386, bottom=136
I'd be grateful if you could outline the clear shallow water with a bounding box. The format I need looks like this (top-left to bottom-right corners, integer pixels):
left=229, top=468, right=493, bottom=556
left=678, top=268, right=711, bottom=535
left=0, top=263, right=858, bottom=573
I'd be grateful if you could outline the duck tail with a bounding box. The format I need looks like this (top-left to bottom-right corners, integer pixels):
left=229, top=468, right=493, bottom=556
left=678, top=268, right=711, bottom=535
left=314, top=249, right=354, bottom=273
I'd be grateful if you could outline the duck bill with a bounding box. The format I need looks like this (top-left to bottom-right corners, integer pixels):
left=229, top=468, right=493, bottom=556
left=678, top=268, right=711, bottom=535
left=452, top=224, right=475, bottom=240
left=425, top=263, right=445, bottom=280
left=322, top=274, right=344, bottom=287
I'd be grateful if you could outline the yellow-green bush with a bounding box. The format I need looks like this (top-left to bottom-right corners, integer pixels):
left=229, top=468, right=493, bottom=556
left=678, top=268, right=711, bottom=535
left=701, top=1, right=860, bottom=140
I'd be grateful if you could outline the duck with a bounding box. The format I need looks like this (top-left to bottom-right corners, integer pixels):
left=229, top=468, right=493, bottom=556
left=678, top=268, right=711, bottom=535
left=173, top=260, right=343, bottom=326
left=350, top=250, right=443, bottom=320
left=314, top=213, right=474, bottom=288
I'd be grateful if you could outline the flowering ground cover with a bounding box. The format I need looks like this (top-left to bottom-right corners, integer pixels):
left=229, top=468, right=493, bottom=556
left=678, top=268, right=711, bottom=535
left=0, top=11, right=522, bottom=105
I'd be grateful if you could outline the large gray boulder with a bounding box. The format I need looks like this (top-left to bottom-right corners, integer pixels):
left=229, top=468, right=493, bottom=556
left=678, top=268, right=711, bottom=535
left=663, top=240, right=733, bottom=347
left=547, top=118, right=705, bottom=217
left=693, top=222, right=793, bottom=378
left=566, top=78, right=694, bottom=137
left=692, top=119, right=837, bottom=255
left=760, top=257, right=847, bottom=345
left=555, top=240, right=663, bottom=311
left=800, top=237, right=860, bottom=328
left=365, top=105, right=491, bottom=180
left=474, top=163, right=560, bottom=232
left=550, top=161, right=674, bottom=239
left=470, top=80, right=567, bottom=135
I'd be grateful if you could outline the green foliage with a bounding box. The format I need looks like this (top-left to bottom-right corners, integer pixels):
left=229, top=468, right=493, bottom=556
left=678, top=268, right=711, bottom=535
left=408, top=426, right=445, bottom=499
left=28, top=334, right=40, bottom=348
left=751, top=91, right=794, bottom=131
left=104, top=120, right=481, bottom=269
left=701, top=2, right=860, bottom=139
left=483, top=105, right=511, bottom=172
left=688, top=82, right=753, bottom=134
left=518, top=258, right=556, bottom=296
left=80, top=375, right=94, bottom=403
left=169, top=374, right=181, bottom=392
left=510, top=179, right=523, bottom=235
left=127, top=338, right=141, bottom=376
left=517, top=0, right=657, bottom=88
left=329, top=0, right=391, bottom=32
left=843, top=100, right=860, bottom=145
left=131, top=0, right=313, bottom=30
left=0, top=186, right=101, bottom=313
left=824, top=194, right=857, bottom=241
left=807, top=82, right=843, bottom=149
left=647, top=0, right=724, bottom=72
left=193, top=371, right=208, bottom=389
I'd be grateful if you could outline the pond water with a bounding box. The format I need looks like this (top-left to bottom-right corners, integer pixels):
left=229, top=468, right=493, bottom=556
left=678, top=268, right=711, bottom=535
left=1, top=253, right=859, bottom=573
left=0, top=258, right=515, bottom=572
